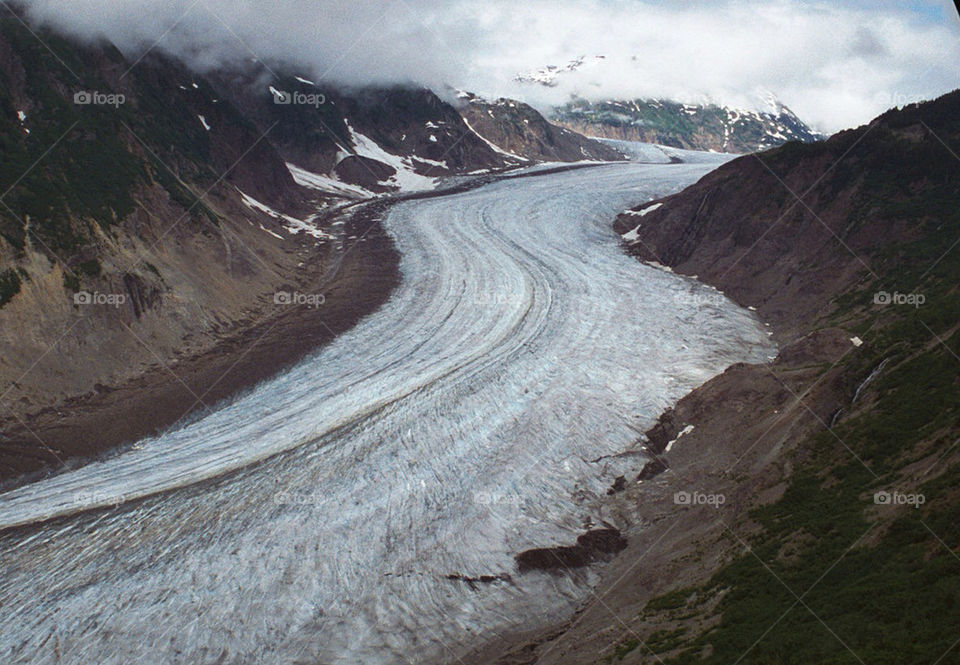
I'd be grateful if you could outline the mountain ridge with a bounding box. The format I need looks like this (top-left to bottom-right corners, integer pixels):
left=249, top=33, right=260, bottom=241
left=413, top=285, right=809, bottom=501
left=514, top=55, right=823, bottom=152
left=552, top=95, right=822, bottom=153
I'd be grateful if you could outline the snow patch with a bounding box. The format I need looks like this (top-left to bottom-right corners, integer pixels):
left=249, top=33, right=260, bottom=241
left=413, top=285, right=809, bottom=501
left=461, top=116, right=526, bottom=162
left=238, top=189, right=333, bottom=241
left=411, top=155, right=448, bottom=170
left=258, top=224, right=283, bottom=240
left=645, top=261, right=674, bottom=273
left=664, top=424, right=695, bottom=453
left=623, top=202, right=662, bottom=217
left=621, top=225, right=641, bottom=243
left=343, top=121, right=438, bottom=191
left=286, top=162, right=374, bottom=199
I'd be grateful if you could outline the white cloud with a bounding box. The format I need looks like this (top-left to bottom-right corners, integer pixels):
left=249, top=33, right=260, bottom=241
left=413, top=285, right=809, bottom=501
left=22, top=0, right=960, bottom=132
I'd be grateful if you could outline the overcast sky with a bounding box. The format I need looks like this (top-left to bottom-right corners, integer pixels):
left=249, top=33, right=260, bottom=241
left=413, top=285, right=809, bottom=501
left=23, top=0, right=960, bottom=132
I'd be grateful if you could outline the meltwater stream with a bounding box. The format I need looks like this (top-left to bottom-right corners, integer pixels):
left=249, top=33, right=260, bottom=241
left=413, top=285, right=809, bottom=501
left=0, top=159, right=774, bottom=664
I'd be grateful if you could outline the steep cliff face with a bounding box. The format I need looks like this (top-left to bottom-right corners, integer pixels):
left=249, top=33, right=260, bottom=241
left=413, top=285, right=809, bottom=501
left=457, top=92, right=626, bottom=162
left=554, top=96, right=822, bottom=153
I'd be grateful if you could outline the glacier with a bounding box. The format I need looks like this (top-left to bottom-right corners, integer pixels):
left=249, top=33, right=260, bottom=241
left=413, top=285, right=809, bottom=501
left=0, top=158, right=774, bottom=664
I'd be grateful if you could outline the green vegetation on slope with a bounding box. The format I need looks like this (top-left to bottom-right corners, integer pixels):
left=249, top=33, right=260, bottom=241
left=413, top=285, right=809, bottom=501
left=0, top=16, right=229, bottom=280
left=608, top=92, right=960, bottom=665
left=0, top=20, right=143, bottom=255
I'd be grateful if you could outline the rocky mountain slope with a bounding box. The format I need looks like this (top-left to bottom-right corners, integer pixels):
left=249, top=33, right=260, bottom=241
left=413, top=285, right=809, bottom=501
left=206, top=75, right=625, bottom=196
left=210, top=74, right=525, bottom=192
left=0, top=16, right=313, bottom=420
left=457, top=91, right=624, bottom=162
left=0, top=6, right=620, bottom=483
left=469, top=91, right=960, bottom=664
left=0, top=16, right=391, bottom=482
left=514, top=55, right=822, bottom=153
left=552, top=95, right=822, bottom=153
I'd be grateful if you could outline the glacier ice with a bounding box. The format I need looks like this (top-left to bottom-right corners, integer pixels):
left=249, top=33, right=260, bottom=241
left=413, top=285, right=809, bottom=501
left=0, top=161, right=774, bottom=664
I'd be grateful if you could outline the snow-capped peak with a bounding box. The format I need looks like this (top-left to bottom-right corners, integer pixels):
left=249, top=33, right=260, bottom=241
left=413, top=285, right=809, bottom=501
left=515, top=55, right=606, bottom=87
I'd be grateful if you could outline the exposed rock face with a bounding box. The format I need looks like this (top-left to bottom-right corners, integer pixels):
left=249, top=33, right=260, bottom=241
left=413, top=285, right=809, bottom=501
left=333, top=86, right=512, bottom=173
left=553, top=96, right=822, bottom=153
left=333, top=155, right=397, bottom=191
left=458, top=93, right=626, bottom=162
left=515, top=528, right=628, bottom=573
